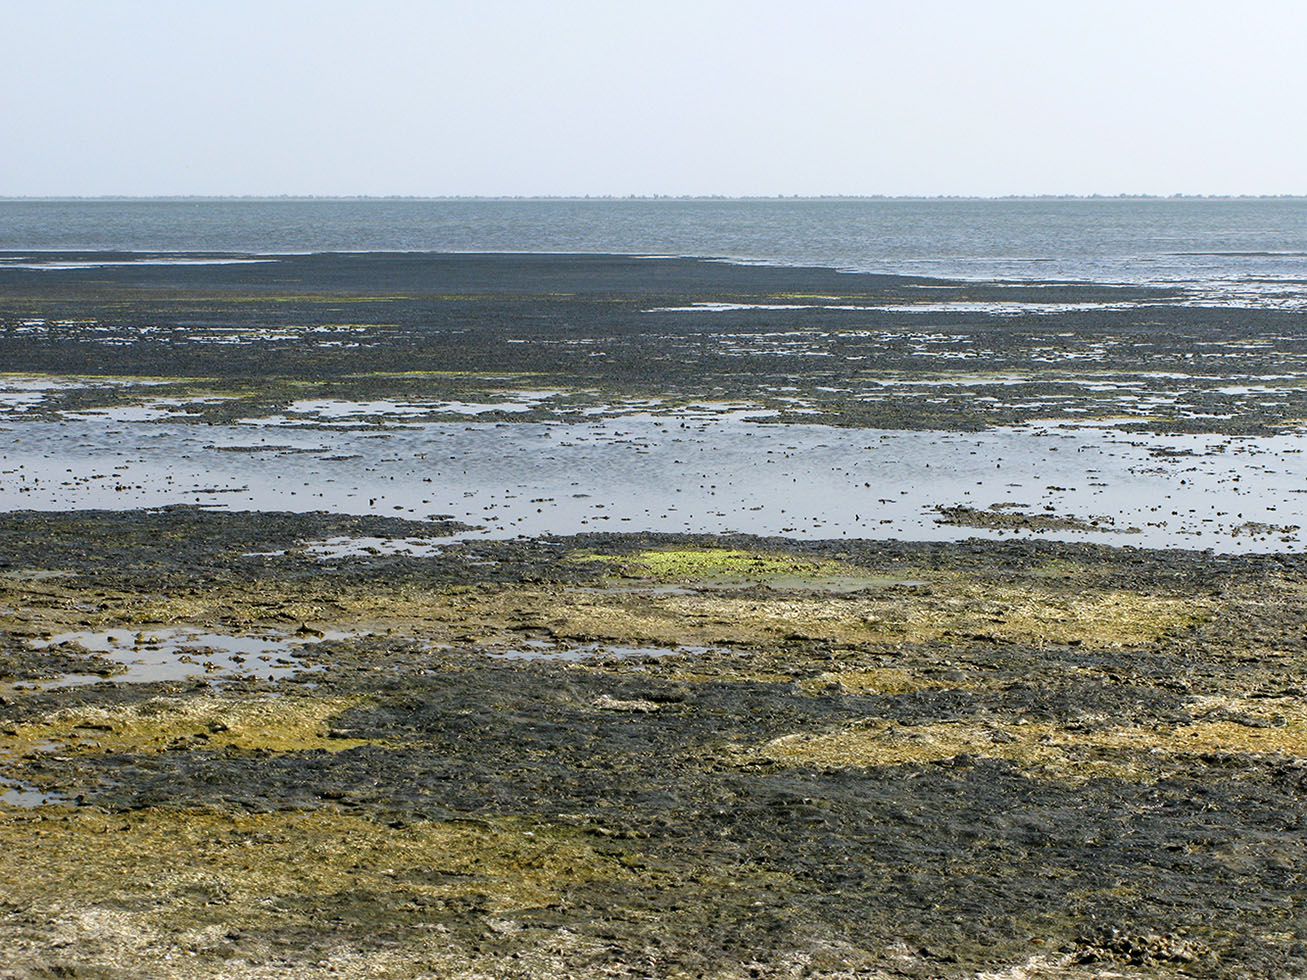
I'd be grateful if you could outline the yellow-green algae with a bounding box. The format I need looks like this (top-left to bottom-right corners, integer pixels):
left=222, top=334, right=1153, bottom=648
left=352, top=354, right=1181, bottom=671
left=0, top=808, right=655, bottom=978
left=590, top=547, right=851, bottom=580
left=496, top=585, right=1206, bottom=651
left=579, top=546, right=925, bottom=593
left=797, top=667, right=972, bottom=696
left=0, top=565, right=1211, bottom=655
left=759, top=697, right=1307, bottom=782
left=0, top=808, right=634, bottom=915
left=1, top=695, right=372, bottom=760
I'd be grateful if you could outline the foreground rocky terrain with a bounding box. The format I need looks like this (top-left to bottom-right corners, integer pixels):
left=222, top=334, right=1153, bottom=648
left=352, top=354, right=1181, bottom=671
left=1, top=509, right=1304, bottom=978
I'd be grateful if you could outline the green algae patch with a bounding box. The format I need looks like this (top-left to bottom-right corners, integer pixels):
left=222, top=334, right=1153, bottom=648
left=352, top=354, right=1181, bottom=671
left=580, top=547, right=913, bottom=593
left=621, top=547, right=839, bottom=580
left=2, top=695, right=372, bottom=758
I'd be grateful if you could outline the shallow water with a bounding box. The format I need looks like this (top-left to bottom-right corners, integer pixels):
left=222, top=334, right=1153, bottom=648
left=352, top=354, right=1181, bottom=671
left=0, top=779, right=58, bottom=807
left=21, top=627, right=350, bottom=689
left=2, top=414, right=1304, bottom=552
left=300, top=536, right=458, bottom=559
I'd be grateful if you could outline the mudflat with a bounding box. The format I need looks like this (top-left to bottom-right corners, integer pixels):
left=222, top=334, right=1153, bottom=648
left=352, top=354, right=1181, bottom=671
left=2, top=251, right=1306, bottom=435
left=1, top=253, right=1305, bottom=978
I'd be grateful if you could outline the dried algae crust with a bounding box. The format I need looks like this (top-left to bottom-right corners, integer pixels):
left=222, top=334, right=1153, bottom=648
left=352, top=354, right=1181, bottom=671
left=0, top=695, right=372, bottom=760
left=0, top=808, right=631, bottom=916
left=797, top=668, right=970, bottom=695
left=0, top=551, right=1210, bottom=654
left=581, top=547, right=878, bottom=586
left=0, top=808, right=646, bottom=979
left=760, top=697, right=1307, bottom=781
left=494, top=582, right=1207, bottom=651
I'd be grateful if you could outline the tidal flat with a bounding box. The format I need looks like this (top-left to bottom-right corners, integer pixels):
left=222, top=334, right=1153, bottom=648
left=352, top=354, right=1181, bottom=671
left=1, top=253, right=1306, bottom=978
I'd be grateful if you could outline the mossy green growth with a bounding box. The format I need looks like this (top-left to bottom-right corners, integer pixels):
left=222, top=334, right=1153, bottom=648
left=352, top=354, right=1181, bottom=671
left=580, top=547, right=902, bottom=593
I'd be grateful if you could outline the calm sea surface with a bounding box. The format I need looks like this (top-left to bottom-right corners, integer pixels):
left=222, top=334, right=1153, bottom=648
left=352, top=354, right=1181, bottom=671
left=4, top=198, right=1307, bottom=551
left=3, top=198, right=1307, bottom=306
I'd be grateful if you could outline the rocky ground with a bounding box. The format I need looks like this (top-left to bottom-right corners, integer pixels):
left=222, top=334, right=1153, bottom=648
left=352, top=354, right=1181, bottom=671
left=0, top=508, right=1304, bottom=979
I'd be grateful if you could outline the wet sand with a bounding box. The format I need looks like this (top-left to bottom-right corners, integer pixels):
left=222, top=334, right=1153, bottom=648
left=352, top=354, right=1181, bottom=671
left=1, top=254, right=1306, bottom=978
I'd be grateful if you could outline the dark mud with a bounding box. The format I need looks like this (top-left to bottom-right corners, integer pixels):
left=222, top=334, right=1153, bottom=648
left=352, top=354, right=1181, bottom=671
left=934, top=504, right=1142, bottom=535
left=2, top=509, right=1306, bottom=978
left=4, top=252, right=1307, bottom=434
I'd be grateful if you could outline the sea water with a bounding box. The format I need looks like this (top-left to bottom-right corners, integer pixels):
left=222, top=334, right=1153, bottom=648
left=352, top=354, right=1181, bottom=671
left=3, top=197, right=1307, bottom=308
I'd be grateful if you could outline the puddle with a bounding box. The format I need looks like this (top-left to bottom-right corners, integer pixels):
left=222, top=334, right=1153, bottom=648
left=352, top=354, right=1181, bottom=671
left=236, top=393, right=560, bottom=427
left=301, top=535, right=468, bottom=560
left=62, top=397, right=234, bottom=424
left=0, top=779, right=60, bottom=807
left=490, top=641, right=711, bottom=662
left=19, top=628, right=356, bottom=689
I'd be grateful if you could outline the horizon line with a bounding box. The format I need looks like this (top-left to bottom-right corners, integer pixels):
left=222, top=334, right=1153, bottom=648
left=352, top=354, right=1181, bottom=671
left=2, top=193, right=1306, bottom=203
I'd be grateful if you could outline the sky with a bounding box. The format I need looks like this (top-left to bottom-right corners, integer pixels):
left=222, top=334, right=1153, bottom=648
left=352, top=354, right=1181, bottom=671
left=3, top=0, right=1306, bottom=197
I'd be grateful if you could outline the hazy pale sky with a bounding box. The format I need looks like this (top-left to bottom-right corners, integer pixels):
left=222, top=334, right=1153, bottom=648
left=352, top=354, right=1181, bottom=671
left=4, top=0, right=1305, bottom=197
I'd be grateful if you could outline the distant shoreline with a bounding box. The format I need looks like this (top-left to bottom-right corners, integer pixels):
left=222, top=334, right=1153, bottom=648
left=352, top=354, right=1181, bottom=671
left=3, top=194, right=1306, bottom=203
